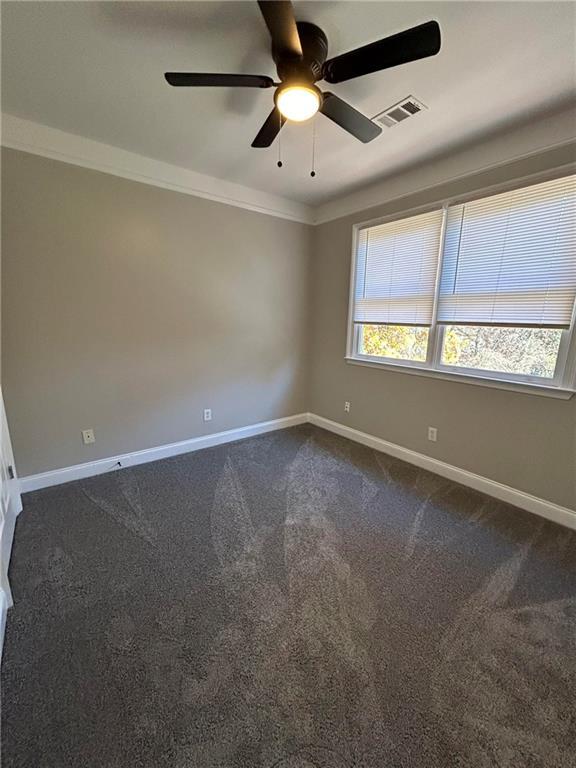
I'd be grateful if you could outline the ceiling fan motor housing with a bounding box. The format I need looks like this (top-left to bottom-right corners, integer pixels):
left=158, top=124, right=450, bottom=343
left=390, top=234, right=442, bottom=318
left=274, top=21, right=328, bottom=83
left=165, top=2, right=441, bottom=148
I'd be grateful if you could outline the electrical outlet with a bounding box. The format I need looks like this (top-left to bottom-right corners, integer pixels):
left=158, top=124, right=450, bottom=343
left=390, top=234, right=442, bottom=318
left=344, top=401, right=351, bottom=413
left=428, top=426, right=438, bottom=442
left=82, top=428, right=95, bottom=445
left=203, top=408, right=212, bottom=422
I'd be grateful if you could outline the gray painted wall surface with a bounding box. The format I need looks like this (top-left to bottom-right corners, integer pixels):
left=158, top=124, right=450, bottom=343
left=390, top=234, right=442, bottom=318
left=309, top=145, right=576, bottom=510
left=2, top=144, right=575, bottom=510
left=2, top=149, right=311, bottom=475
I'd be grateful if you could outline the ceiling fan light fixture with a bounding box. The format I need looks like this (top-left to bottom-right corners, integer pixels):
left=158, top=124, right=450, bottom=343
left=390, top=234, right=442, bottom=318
left=165, top=2, right=441, bottom=148
left=276, top=84, right=320, bottom=122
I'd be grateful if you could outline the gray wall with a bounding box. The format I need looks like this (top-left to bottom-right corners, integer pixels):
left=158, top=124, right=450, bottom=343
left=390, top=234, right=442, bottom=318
left=2, top=148, right=311, bottom=476
left=3, top=144, right=575, bottom=510
left=309, top=145, right=576, bottom=510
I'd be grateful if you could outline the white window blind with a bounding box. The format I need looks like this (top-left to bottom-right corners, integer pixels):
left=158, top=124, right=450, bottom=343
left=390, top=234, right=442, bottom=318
left=353, top=208, right=444, bottom=326
left=437, top=174, right=576, bottom=328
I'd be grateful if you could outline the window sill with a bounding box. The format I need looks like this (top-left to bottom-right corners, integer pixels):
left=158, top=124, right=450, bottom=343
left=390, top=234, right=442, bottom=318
left=345, top=356, right=575, bottom=400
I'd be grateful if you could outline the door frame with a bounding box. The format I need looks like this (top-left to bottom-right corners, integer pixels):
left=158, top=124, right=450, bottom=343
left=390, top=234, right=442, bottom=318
left=0, top=387, right=22, bottom=659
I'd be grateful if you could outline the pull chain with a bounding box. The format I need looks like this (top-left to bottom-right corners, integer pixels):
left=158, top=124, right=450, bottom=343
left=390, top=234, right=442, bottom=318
left=310, top=116, right=316, bottom=178
left=277, top=112, right=283, bottom=168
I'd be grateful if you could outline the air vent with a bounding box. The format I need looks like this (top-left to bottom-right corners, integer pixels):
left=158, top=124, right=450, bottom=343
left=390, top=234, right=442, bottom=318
left=374, top=96, right=428, bottom=128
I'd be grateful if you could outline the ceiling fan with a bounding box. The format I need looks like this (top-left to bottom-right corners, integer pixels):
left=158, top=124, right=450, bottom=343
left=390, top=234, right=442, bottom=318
left=165, top=1, right=441, bottom=148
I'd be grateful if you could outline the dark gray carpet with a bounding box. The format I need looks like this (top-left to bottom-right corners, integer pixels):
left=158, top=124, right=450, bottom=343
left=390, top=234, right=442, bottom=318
left=2, top=424, right=575, bottom=767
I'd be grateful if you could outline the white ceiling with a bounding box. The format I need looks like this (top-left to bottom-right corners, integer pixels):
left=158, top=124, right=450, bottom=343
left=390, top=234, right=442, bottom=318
left=2, top=1, right=575, bottom=206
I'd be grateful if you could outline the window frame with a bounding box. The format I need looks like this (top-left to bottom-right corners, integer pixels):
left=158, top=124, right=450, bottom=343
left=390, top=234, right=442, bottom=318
left=345, top=168, right=576, bottom=399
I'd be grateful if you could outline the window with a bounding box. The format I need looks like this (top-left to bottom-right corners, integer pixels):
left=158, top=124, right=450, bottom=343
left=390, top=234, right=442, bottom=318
left=347, top=173, right=576, bottom=393
left=359, top=325, right=430, bottom=362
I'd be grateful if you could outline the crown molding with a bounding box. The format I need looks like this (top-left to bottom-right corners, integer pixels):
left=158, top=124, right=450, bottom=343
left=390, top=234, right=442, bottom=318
left=3, top=109, right=575, bottom=229
left=312, top=105, right=576, bottom=225
left=1, top=114, right=314, bottom=225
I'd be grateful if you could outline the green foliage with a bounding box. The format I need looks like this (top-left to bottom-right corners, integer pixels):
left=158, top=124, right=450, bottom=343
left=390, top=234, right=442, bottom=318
left=442, top=326, right=562, bottom=378
left=359, top=324, right=561, bottom=378
left=360, top=325, right=429, bottom=362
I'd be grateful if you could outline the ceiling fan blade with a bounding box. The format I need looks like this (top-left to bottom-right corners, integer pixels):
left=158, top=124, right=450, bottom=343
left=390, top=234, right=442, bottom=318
left=323, top=20, right=441, bottom=84
left=257, top=1, right=302, bottom=59
left=320, top=92, right=382, bottom=143
left=251, top=107, right=286, bottom=148
left=165, top=73, right=275, bottom=88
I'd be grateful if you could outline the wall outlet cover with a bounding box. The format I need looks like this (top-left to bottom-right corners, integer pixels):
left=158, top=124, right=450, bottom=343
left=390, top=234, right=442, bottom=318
left=203, top=409, right=212, bottom=422
left=82, top=429, right=95, bottom=445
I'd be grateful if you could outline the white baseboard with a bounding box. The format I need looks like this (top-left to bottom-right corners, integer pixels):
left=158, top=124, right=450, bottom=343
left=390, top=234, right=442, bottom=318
left=308, top=413, right=576, bottom=531
left=20, top=413, right=309, bottom=493
left=18, top=410, right=575, bottom=531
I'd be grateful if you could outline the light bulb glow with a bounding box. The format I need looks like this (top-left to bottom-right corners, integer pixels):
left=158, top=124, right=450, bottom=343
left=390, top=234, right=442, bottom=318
left=276, top=85, right=320, bottom=122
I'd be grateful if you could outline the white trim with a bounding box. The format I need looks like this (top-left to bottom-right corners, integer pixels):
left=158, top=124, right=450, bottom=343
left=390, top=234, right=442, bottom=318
left=427, top=206, right=449, bottom=367
left=19, top=411, right=575, bottom=530
left=345, top=356, right=574, bottom=399
left=3, top=113, right=574, bottom=229
left=0, top=494, right=22, bottom=610
left=345, top=168, right=576, bottom=397
left=327, top=156, right=576, bottom=229
left=20, top=413, right=309, bottom=493
left=558, top=290, right=576, bottom=389
left=0, top=387, right=22, bottom=613
left=347, top=165, right=576, bottom=234
left=345, top=225, right=360, bottom=359
left=1, top=115, right=313, bottom=225
left=0, top=590, right=7, bottom=665
left=313, top=103, right=576, bottom=224
left=308, top=413, right=576, bottom=530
